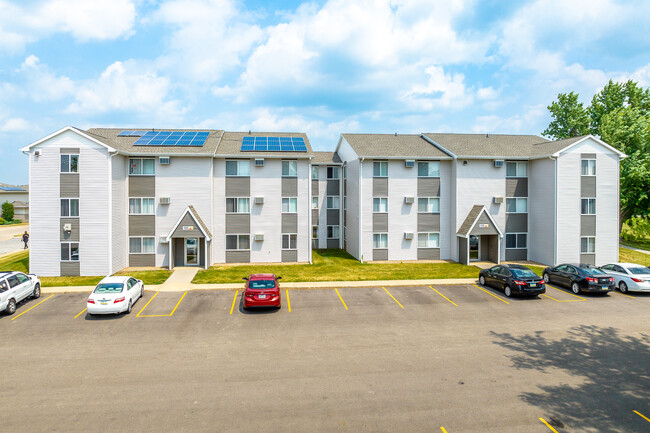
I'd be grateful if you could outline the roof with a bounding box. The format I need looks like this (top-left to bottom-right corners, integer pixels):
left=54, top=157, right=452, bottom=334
left=424, top=133, right=552, bottom=158
left=97, top=276, right=130, bottom=284
left=341, top=134, right=451, bottom=159
left=0, top=183, right=28, bottom=193
left=86, top=128, right=223, bottom=155
left=11, top=201, right=28, bottom=207
left=456, top=205, right=503, bottom=238
left=216, top=131, right=313, bottom=158
left=188, top=205, right=212, bottom=239
left=165, top=205, right=212, bottom=241
left=312, top=152, right=342, bottom=164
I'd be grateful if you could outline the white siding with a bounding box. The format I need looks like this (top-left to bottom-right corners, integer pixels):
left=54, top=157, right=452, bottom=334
left=212, top=160, right=225, bottom=264
left=336, top=137, right=361, bottom=260
left=555, top=152, right=581, bottom=264
left=439, top=160, right=452, bottom=260
left=595, top=152, right=620, bottom=264
left=0, top=192, right=29, bottom=204
left=387, top=159, right=417, bottom=260
left=250, top=159, right=282, bottom=262
left=111, top=155, right=127, bottom=273
left=529, top=158, right=556, bottom=265
left=296, top=160, right=310, bottom=262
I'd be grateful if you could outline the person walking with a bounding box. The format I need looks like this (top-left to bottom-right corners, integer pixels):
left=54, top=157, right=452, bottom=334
left=21, top=231, right=29, bottom=249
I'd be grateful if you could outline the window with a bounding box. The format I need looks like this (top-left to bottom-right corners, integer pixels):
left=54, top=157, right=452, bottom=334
left=327, top=166, right=340, bottom=179
left=311, top=166, right=319, bottom=180
left=373, top=233, right=388, bottom=249
left=282, top=160, right=297, bottom=177
left=226, top=198, right=250, bottom=213
left=226, top=160, right=250, bottom=177
left=506, top=198, right=527, bottom=213
left=506, top=162, right=528, bottom=177
left=581, top=237, right=595, bottom=253
left=373, top=197, right=388, bottom=213
left=312, top=196, right=318, bottom=209
left=61, top=154, right=79, bottom=173
left=282, top=234, right=297, bottom=249
left=312, top=226, right=318, bottom=239
left=418, top=197, right=440, bottom=213
left=282, top=197, right=297, bottom=213
left=129, top=158, right=155, bottom=175
left=129, top=237, right=155, bottom=254
left=61, top=242, right=79, bottom=261
left=327, top=225, right=340, bottom=238
left=344, top=197, right=347, bottom=210
left=418, top=161, right=440, bottom=177
left=129, top=198, right=155, bottom=215
left=343, top=227, right=347, bottom=241
left=581, top=159, right=596, bottom=176
left=343, top=165, right=347, bottom=179
left=226, top=234, right=250, bottom=250
left=581, top=198, right=596, bottom=215
left=418, top=233, right=440, bottom=248
left=327, top=196, right=340, bottom=209
left=60, top=198, right=79, bottom=217
left=505, top=233, right=528, bottom=249
left=373, top=161, right=388, bottom=177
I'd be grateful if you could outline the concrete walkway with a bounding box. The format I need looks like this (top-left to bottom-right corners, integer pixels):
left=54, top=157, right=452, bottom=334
left=157, top=267, right=200, bottom=292
left=620, top=243, right=650, bottom=255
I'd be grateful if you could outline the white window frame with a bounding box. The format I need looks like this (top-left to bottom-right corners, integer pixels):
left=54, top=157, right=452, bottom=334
left=129, top=158, right=155, bottom=176
left=418, top=197, right=440, bottom=213
left=373, top=197, right=388, bottom=213
left=282, top=197, right=298, bottom=213
left=373, top=161, right=388, bottom=177
left=327, top=225, right=340, bottom=239
left=60, top=154, right=79, bottom=173
left=60, top=198, right=79, bottom=217
left=226, top=197, right=251, bottom=214
left=418, top=232, right=440, bottom=248
left=312, top=196, right=319, bottom=209
left=326, top=196, right=340, bottom=209
left=129, top=236, right=156, bottom=254
left=327, top=166, right=340, bottom=179
left=60, top=242, right=80, bottom=262
left=225, top=160, right=250, bottom=177
left=506, top=162, right=528, bottom=177
left=581, top=198, right=596, bottom=215
left=129, top=197, right=155, bottom=215
left=282, top=160, right=298, bottom=177
left=581, top=236, right=596, bottom=253
left=373, top=233, right=388, bottom=249
left=417, top=161, right=441, bottom=177
left=506, top=198, right=528, bottom=213
left=581, top=159, right=596, bottom=176
left=225, top=234, right=251, bottom=251
left=505, top=233, right=528, bottom=249
left=282, top=233, right=298, bottom=250
left=311, top=166, right=319, bottom=180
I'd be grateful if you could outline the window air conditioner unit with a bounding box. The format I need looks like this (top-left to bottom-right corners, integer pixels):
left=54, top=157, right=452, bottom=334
left=404, top=232, right=414, bottom=240
left=404, top=196, right=414, bottom=204
left=254, top=233, right=264, bottom=241
left=254, top=197, right=264, bottom=204
left=160, top=196, right=171, bottom=205
left=34, top=149, right=42, bottom=157
left=405, top=160, right=415, bottom=168
left=159, top=236, right=169, bottom=244
left=493, top=196, right=504, bottom=204
left=254, top=158, right=264, bottom=167
left=494, top=160, right=504, bottom=168
left=159, top=156, right=171, bottom=165
left=63, top=223, right=72, bottom=232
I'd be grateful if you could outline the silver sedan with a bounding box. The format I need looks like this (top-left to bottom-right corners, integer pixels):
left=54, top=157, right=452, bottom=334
left=600, top=263, right=650, bottom=293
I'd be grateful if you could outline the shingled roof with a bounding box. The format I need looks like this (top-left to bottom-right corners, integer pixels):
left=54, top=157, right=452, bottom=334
left=312, top=151, right=342, bottom=164
left=341, top=134, right=452, bottom=159
left=86, top=128, right=223, bottom=155
left=216, top=131, right=313, bottom=158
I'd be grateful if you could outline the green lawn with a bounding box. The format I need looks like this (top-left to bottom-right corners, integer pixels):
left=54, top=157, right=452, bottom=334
left=193, top=249, right=481, bottom=284
left=619, top=247, right=650, bottom=267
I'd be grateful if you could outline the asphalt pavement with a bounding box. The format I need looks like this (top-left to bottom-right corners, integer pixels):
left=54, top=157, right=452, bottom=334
left=0, top=224, right=28, bottom=256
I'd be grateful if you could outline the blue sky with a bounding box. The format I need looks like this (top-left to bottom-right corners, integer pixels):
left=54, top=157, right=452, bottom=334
left=1, top=0, right=649, bottom=184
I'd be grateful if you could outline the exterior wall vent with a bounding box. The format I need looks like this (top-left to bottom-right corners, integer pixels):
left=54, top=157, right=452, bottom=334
left=404, top=232, right=414, bottom=240
left=493, top=196, right=504, bottom=204
left=254, top=158, right=264, bottom=167
left=405, top=160, right=415, bottom=168
left=254, top=233, right=264, bottom=241
left=159, top=156, right=171, bottom=165
left=494, top=160, right=504, bottom=168
left=404, top=196, right=414, bottom=204
left=254, top=196, right=264, bottom=204
left=159, top=236, right=169, bottom=244
left=34, top=149, right=42, bottom=157
left=63, top=223, right=72, bottom=232
left=160, top=196, right=171, bottom=205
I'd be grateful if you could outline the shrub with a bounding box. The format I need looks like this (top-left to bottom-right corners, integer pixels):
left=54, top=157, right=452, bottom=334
left=621, top=216, right=650, bottom=242
left=1, top=201, right=14, bottom=221
left=0, top=217, right=5, bottom=224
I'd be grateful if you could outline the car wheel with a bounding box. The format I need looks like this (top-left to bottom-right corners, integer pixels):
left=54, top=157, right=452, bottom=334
left=543, top=273, right=550, bottom=283
left=479, top=275, right=486, bottom=286
left=571, top=282, right=581, bottom=294
left=619, top=282, right=628, bottom=294
left=32, top=283, right=41, bottom=299
left=504, top=286, right=512, bottom=297
left=5, top=298, right=16, bottom=315
left=126, top=300, right=132, bottom=314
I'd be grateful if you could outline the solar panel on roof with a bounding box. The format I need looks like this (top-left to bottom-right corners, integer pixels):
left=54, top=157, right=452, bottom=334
left=133, top=131, right=209, bottom=146
left=240, top=136, right=308, bottom=152
left=0, top=187, right=25, bottom=191
left=118, top=130, right=148, bottom=137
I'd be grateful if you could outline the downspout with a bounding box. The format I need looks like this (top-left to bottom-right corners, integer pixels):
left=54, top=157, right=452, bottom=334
left=339, top=163, right=343, bottom=250
left=108, top=151, right=118, bottom=275
left=308, top=157, right=313, bottom=264
left=359, top=157, right=364, bottom=263
left=551, top=156, right=557, bottom=266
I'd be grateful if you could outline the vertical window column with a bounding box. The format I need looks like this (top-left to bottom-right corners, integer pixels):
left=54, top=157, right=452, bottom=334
left=505, top=161, right=528, bottom=261
left=580, top=155, right=597, bottom=263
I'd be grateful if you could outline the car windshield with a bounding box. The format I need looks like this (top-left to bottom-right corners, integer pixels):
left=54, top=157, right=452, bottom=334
left=582, top=267, right=606, bottom=275
left=93, top=283, right=124, bottom=293
left=249, top=280, right=275, bottom=289
left=629, top=267, right=650, bottom=275
left=511, top=269, right=537, bottom=278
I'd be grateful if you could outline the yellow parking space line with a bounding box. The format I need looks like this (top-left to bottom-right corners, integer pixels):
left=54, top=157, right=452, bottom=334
left=334, top=288, right=348, bottom=310
left=168, top=291, right=187, bottom=316
left=136, top=292, right=187, bottom=317
left=74, top=308, right=87, bottom=319
left=616, top=291, right=636, bottom=299
left=135, top=291, right=158, bottom=317
left=634, top=410, right=650, bottom=422
left=440, top=427, right=448, bottom=433
left=229, top=290, right=238, bottom=314
left=286, top=289, right=291, bottom=312
left=429, top=286, right=458, bottom=306
left=539, top=418, right=559, bottom=432
left=547, top=284, right=586, bottom=301
left=10, top=294, right=54, bottom=321
left=473, top=284, right=509, bottom=304
left=382, top=287, right=404, bottom=308
left=540, top=293, right=585, bottom=303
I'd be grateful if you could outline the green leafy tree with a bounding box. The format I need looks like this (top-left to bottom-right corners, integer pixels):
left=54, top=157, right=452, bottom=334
left=542, top=92, right=590, bottom=140
left=1, top=201, right=14, bottom=221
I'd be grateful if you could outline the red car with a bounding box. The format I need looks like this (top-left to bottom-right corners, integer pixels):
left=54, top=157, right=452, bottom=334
left=242, top=274, right=282, bottom=309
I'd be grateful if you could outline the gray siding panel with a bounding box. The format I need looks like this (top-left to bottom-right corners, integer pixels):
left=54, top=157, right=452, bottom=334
left=60, top=174, right=79, bottom=197
left=417, top=248, right=440, bottom=260
left=581, top=176, right=596, bottom=197
left=417, top=178, right=441, bottom=197
left=505, top=249, right=528, bottom=261
left=581, top=215, right=596, bottom=236
left=129, top=215, right=155, bottom=236
left=505, top=214, right=528, bottom=232
left=417, top=213, right=440, bottom=232
left=129, top=176, right=155, bottom=197
left=470, top=213, right=500, bottom=236
left=373, top=249, right=388, bottom=260
left=226, top=177, right=250, bottom=196
left=312, top=239, right=318, bottom=249
left=581, top=153, right=597, bottom=159
left=506, top=178, right=528, bottom=197
left=458, top=238, right=468, bottom=265
left=60, top=218, right=79, bottom=241
left=373, top=178, right=388, bottom=196
left=226, top=251, right=250, bottom=263
left=282, top=177, right=298, bottom=196
left=282, top=213, right=298, bottom=233
left=282, top=250, right=298, bottom=262
left=580, top=253, right=596, bottom=265
left=311, top=180, right=319, bottom=195
left=60, top=148, right=80, bottom=154
left=225, top=214, right=250, bottom=234
left=312, top=210, right=319, bottom=224
left=173, top=238, right=184, bottom=267
left=373, top=213, right=388, bottom=232
left=327, top=239, right=340, bottom=249
left=173, top=213, right=206, bottom=238
left=129, top=254, right=155, bottom=267
left=60, top=262, right=80, bottom=276
left=326, top=180, right=339, bottom=195
left=327, top=209, right=339, bottom=225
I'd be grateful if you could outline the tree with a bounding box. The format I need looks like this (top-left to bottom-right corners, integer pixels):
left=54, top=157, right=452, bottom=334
left=542, top=92, right=590, bottom=140
left=1, top=201, right=14, bottom=221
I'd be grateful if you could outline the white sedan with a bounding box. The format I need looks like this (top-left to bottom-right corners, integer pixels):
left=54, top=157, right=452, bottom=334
left=600, top=263, right=650, bottom=293
left=87, top=276, right=144, bottom=315
left=0, top=271, right=41, bottom=315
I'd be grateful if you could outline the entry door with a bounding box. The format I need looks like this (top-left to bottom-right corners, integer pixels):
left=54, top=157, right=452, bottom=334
left=185, top=238, right=199, bottom=266
left=469, top=235, right=479, bottom=261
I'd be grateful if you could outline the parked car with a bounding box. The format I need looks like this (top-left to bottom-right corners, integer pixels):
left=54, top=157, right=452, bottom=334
left=599, top=263, right=650, bottom=293
left=87, top=276, right=144, bottom=315
left=478, top=264, right=545, bottom=297
left=543, top=263, right=615, bottom=294
left=242, top=274, right=282, bottom=309
left=0, top=271, right=41, bottom=315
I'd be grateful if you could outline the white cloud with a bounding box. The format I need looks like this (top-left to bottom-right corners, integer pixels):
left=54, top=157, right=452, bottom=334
left=471, top=104, right=547, bottom=134
left=402, top=66, right=473, bottom=110
left=0, top=118, right=30, bottom=132
left=19, top=55, right=75, bottom=101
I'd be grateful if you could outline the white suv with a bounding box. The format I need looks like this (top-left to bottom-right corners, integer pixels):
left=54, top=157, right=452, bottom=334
left=0, top=271, right=41, bottom=315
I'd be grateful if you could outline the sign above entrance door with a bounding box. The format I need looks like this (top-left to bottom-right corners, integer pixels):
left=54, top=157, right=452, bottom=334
left=182, top=226, right=195, bottom=231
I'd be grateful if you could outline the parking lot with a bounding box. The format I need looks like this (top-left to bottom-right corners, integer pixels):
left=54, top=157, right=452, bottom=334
left=2, top=283, right=649, bottom=433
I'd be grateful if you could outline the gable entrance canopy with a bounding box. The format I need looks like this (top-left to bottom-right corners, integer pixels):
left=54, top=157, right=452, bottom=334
left=456, top=205, right=503, bottom=265
left=166, top=206, right=212, bottom=269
